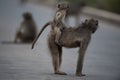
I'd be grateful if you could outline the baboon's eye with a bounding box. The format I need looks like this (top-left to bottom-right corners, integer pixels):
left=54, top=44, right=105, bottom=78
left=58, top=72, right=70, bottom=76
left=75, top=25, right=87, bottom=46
left=58, top=4, right=61, bottom=8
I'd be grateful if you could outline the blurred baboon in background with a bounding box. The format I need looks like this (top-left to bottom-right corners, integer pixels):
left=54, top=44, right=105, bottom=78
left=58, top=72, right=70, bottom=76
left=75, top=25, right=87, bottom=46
left=14, top=12, right=37, bottom=43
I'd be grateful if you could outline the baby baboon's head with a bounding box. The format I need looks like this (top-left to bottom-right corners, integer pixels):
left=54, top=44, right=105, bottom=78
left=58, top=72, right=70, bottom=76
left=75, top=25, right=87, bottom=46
left=84, top=18, right=99, bottom=33
left=57, top=2, right=69, bottom=10
left=23, top=12, right=32, bottom=20
left=54, top=2, right=69, bottom=22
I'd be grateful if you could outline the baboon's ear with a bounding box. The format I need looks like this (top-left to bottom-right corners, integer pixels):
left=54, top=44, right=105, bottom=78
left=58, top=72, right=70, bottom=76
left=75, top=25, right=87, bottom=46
left=85, top=19, right=88, bottom=23
left=96, top=20, right=99, bottom=25
left=66, top=4, right=69, bottom=9
left=58, top=4, right=61, bottom=8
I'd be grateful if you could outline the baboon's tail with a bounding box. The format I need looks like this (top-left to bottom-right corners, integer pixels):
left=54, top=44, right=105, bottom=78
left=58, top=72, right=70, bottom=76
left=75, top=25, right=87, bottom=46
left=31, top=21, right=52, bottom=49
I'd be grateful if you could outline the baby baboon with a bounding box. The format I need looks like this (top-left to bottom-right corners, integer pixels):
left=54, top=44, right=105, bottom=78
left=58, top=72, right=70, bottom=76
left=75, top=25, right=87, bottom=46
left=32, top=3, right=68, bottom=47
left=32, top=18, right=99, bottom=76
left=53, top=4, right=68, bottom=44
left=14, top=12, right=37, bottom=43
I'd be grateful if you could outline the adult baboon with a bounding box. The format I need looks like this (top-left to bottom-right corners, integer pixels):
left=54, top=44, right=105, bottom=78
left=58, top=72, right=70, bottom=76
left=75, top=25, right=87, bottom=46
left=32, top=18, right=99, bottom=76
left=14, top=12, right=37, bottom=43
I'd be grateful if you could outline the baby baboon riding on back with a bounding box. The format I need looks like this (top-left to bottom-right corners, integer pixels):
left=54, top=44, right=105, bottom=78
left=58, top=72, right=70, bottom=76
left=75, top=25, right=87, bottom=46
left=53, top=3, right=68, bottom=44
left=32, top=2, right=69, bottom=46
left=32, top=2, right=99, bottom=77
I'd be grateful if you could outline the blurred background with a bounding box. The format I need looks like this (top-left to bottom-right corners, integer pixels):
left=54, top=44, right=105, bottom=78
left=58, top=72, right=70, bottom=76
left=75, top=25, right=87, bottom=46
left=20, top=0, right=120, bottom=14
left=0, top=0, right=120, bottom=80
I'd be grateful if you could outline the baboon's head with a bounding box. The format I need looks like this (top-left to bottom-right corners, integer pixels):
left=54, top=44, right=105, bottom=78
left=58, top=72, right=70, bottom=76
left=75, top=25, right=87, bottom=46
left=57, top=2, right=69, bottom=10
left=54, top=2, right=69, bottom=21
left=84, top=18, right=99, bottom=33
left=23, top=12, right=32, bottom=20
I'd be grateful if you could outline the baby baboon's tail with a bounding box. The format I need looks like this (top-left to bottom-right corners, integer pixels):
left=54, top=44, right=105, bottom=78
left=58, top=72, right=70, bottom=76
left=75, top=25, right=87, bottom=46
left=31, top=21, right=52, bottom=49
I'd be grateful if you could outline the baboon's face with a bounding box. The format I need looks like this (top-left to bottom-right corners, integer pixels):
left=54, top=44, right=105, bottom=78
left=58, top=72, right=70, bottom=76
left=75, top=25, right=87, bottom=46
left=56, top=2, right=69, bottom=22
left=85, top=19, right=99, bottom=33
left=55, top=9, right=67, bottom=22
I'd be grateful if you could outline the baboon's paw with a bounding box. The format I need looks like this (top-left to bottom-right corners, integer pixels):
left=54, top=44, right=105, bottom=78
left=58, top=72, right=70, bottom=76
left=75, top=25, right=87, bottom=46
left=76, top=74, right=86, bottom=77
left=55, top=71, right=67, bottom=75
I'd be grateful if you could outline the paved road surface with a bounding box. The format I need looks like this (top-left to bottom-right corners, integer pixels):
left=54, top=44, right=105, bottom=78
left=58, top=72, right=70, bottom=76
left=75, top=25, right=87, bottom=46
left=0, top=0, right=120, bottom=80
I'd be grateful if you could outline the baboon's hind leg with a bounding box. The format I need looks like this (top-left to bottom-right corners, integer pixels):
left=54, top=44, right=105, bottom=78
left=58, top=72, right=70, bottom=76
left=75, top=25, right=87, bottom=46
left=48, top=36, right=67, bottom=75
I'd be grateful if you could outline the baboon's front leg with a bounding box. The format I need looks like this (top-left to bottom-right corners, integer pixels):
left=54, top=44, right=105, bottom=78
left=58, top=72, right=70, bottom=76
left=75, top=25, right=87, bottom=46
left=76, top=40, right=89, bottom=76
left=48, top=35, right=67, bottom=75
